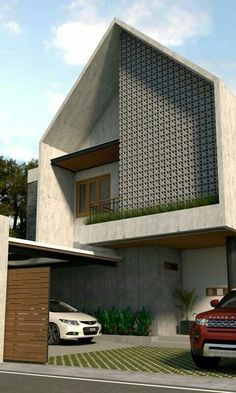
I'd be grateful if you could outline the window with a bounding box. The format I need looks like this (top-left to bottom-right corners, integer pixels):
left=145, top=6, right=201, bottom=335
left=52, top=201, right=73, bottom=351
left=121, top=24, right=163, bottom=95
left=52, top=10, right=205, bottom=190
left=206, top=287, right=228, bottom=297
left=76, top=175, right=110, bottom=217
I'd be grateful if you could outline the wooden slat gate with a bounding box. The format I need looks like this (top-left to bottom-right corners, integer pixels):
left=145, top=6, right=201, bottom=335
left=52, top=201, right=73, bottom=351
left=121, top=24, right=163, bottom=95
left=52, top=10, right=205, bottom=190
left=4, top=267, right=50, bottom=363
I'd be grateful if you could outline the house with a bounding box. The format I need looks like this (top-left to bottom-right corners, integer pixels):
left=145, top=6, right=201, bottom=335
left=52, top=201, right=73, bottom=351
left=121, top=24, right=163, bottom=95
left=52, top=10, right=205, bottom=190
left=27, top=18, right=236, bottom=335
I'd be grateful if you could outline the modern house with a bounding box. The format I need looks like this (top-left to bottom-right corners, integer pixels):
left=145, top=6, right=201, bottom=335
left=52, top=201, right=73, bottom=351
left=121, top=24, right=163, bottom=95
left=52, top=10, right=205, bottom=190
left=27, top=18, right=236, bottom=336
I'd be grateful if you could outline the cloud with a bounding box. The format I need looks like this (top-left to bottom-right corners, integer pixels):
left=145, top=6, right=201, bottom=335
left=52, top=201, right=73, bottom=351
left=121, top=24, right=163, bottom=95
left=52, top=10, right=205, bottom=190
left=49, top=0, right=212, bottom=66
left=46, top=90, right=66, bottom=114
left=0, top=127, right=39, bottom=162
left=197, top=60, right=236, bottom=96
left=51, top=20, right=107, bottom=65
left=134, top=4, right=211, bottom=46
left=0, top=3, right=22, bottom=35
left=1, top=20, right=22, bottom=35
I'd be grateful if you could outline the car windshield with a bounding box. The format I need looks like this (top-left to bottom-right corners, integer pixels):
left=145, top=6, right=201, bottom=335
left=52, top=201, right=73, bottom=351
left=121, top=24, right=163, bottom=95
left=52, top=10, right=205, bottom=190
left=215, top=291, right=236, bottom=309
left=50, top=300, right=78, bottom=313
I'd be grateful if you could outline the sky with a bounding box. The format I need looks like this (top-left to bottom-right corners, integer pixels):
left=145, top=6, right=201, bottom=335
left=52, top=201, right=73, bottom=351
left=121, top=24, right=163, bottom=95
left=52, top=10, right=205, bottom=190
left=0, top=0, right=236, bottom=162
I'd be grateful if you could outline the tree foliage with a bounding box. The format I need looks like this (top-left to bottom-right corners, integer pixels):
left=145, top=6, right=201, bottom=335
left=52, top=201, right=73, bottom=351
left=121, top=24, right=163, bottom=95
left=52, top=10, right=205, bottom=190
left=0, top=156, right=38, bottom=238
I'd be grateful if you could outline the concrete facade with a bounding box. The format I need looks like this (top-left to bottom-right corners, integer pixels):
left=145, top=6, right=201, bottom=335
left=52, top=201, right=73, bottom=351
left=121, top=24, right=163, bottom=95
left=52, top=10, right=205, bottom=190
left=182, top=247, right=227, bottom=316
left=25, top=19, right=236, bottom=334
left=0, top=215, right=9, bottom=363
left=50, top=245, right=182, bottom=336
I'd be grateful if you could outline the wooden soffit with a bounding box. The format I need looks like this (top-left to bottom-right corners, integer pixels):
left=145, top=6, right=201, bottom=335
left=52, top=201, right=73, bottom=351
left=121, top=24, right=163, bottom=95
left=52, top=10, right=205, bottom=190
left=98, top=228, right=236, bottom=250
left=51, top=139, right=119, bottom=172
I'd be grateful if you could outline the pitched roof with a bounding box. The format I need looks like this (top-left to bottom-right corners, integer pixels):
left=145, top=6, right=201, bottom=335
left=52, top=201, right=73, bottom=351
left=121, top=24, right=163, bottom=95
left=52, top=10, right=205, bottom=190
left=41, top=18, right=219, bottom=152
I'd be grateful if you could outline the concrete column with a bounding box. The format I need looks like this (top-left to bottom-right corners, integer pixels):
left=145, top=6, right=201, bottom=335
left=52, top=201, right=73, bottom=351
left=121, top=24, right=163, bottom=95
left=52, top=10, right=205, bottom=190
left=0, top=215, right=9, bottom=363
left=226, top=237, right=236, bottom=290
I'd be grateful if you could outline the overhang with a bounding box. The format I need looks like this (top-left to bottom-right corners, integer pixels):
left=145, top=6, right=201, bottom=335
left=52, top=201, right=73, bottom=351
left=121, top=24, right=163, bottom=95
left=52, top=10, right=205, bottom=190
left=89, top=227, right=236, bottom=250
left=8, top=238, right=121, bottom=268
left=51, top=139, right=119, bottom=172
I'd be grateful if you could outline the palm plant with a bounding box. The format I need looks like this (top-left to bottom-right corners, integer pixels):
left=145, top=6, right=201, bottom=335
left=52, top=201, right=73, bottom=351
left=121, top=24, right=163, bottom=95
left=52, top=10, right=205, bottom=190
left=174, top=288, right=197, bottom=320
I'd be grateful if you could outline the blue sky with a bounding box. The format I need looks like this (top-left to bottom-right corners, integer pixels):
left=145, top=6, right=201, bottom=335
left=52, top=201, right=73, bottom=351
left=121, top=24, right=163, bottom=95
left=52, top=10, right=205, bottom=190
left=0, top=0, right=236, bottom=162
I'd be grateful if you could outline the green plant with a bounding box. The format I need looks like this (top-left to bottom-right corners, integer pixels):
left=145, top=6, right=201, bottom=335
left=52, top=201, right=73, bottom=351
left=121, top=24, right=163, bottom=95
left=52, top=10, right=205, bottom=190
left=94, top=307, right=153, bottom=336
left=117, top=307, right=136, bottom=335
left=85, top=195, right=219, bottom=225
left=135, top=308, right=153, bottom=336
left=95, top=307, right=119, bottom=334
left=174, top=288, right=198, bottom=320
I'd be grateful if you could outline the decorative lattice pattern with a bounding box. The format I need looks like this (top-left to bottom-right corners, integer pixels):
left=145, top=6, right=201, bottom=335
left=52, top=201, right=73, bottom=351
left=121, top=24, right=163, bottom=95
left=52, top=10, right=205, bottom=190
left=119, top=31, right=218, bottom=210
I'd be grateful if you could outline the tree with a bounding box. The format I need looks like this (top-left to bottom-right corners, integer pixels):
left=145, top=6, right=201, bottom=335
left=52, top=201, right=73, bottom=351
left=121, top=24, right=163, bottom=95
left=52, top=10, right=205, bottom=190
left=0, top=156, right=38, bottom=238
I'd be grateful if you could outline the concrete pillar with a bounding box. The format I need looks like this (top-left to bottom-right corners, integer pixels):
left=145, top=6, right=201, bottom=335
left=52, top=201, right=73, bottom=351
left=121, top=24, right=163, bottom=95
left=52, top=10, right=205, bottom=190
left=0, top=215, right=9, bottom=363
left=226, top=237, right=236, bottom=290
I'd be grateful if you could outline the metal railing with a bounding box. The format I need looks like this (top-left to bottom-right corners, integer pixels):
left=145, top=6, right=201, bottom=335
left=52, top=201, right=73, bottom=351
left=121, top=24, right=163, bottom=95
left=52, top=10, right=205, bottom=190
left=89, top=197, right=120, bottom=221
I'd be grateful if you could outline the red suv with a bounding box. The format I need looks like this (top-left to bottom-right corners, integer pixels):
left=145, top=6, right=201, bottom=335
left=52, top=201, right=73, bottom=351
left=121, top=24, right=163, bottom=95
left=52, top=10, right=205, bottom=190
left=190, top=289, right=236, bottom=369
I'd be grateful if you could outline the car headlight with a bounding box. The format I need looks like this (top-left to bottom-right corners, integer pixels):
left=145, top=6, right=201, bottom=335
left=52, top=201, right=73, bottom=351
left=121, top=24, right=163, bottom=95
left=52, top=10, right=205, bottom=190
left=195, top=318, right=207, bottom=326
left=59, top=319, right=79, bottom=325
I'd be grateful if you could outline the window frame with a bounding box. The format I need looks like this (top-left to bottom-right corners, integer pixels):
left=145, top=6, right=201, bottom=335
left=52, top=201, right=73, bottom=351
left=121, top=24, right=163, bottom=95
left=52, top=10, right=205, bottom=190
left=76, top=174, right=110, bottom=218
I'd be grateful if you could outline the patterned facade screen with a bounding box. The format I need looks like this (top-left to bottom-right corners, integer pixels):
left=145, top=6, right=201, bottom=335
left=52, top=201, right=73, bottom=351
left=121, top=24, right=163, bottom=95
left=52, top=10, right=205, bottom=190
left=119, top=31, right=218, bottom=210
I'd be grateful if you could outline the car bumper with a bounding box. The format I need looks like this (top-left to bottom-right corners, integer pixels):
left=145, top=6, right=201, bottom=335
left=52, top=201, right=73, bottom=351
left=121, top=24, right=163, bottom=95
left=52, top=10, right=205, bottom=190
left=203, top=343, right=236, bottom=358
left=190, top=323, right=236, bottom=357
left=59, top=323, right=102, bottom=340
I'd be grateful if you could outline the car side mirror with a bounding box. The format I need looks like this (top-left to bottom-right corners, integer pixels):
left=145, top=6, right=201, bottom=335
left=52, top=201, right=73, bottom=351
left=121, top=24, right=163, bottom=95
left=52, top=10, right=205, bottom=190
left=210, top=299, right=219, bottom=307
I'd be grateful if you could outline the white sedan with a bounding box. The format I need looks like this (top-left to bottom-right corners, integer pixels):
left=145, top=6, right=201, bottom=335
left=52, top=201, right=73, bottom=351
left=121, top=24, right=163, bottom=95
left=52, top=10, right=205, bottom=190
left=48, top=299, right=102, bottom=345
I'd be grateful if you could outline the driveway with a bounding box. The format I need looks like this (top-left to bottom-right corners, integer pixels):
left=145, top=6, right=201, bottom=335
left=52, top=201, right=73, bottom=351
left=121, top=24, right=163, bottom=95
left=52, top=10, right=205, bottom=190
left=48, top=339, right=134, bottom=357
left=48, top=343, right=236, bottom=379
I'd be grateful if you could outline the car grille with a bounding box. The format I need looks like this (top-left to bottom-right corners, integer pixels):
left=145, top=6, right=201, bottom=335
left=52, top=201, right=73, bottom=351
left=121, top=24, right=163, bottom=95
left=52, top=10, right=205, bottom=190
left=80, top=320, right=97, bottom=326
left=83, top=327, right=99, bottom=336
left=206, top=319, right=236, bottom=328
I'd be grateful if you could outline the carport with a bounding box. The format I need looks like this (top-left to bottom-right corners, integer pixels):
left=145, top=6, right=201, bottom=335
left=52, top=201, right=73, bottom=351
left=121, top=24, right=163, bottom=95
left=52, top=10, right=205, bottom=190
left=0, top=217, right=120, bottom=364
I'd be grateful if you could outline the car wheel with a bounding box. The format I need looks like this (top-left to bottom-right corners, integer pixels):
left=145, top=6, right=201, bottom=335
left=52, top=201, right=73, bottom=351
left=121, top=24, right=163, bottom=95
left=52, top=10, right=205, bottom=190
left=48, top=322, right=60, bottom=345
left=81, top=337, right=94, bottom=344
left=191, top=351, right=221, bottom=369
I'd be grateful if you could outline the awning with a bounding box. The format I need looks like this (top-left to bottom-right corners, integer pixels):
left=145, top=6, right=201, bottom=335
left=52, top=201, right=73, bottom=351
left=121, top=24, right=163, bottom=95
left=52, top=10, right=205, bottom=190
left=8, top=238, right=121, bottom=267
left=51, top=139, right=119, bottom=172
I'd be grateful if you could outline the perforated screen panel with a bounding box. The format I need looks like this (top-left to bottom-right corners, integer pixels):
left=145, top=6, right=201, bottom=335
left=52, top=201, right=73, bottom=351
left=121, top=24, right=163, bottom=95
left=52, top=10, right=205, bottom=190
left=119, top=31, right=218, bottom=210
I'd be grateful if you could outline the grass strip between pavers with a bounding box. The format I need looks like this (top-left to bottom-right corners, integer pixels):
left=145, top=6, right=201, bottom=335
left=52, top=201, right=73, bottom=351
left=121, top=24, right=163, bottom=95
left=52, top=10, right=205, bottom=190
left=48, top=346, right=236, bottom=378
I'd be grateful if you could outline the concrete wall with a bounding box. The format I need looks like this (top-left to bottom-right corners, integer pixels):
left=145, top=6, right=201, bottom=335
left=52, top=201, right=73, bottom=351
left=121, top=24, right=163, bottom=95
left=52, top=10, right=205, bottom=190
left=217, top=81, right=236, bottom=230
left=0, top=215, right=9, bottom=363
left=26, top=181, right=38, bottom=241
left=78, top=203, right=224, bottom=246
left=182, top=247, right=227, bottom=317
left=36, top=143, right=75, bottom=247
left=50, top=245, right=182, bottom=335
left=80, top=93, right=119, bottom=149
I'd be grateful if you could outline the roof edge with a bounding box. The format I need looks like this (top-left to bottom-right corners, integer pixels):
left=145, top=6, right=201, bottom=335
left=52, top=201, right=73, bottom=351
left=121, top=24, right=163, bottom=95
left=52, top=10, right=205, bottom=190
left=40, top=17, right=225, bottom=146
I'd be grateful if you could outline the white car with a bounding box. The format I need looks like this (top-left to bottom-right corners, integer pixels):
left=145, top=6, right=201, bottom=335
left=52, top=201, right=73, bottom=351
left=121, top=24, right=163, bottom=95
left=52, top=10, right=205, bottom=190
left=48, top=299, right=102, bottom=345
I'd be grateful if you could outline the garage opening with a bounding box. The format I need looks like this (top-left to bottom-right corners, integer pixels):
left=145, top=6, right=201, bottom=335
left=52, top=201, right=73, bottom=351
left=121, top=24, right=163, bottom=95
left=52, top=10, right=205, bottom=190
left=4, top=238, right=120, bottom=364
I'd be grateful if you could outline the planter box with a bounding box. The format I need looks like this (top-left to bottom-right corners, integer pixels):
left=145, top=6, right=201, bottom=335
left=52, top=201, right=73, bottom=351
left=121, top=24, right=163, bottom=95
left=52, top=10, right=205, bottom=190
left=179, top=320, right=194, bottom=335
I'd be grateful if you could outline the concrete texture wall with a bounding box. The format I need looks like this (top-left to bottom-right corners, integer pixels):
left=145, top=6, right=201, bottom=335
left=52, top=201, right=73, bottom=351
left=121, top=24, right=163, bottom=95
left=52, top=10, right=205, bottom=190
left=182, top=247, right=227, bottom=317
left=217, top=81, right=236, bottom=230
left=80, top=93, right=119, bottom=149
left=50, top=245, right=182, bottom=335
left=78, top=203, right=224, bottom=246
left=36, top=143, right=75, bottom=247
left=0, top=215, right=9, bottom=363
left=26, top=181, right=37, bottom=241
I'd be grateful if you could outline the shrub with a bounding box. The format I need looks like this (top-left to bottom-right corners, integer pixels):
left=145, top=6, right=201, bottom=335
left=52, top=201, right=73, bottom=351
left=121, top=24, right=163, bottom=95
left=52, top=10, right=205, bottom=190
left=117, top=307, right=136, bottom=335
left=135, top=308, right=153, bottom=336
left=85, top=195, right=219, bottom=225
left=174, top=288, right=198, bottom=320
left=94, top=307, right=153, bottom=336
left=94, top=307, right=119, bottom=334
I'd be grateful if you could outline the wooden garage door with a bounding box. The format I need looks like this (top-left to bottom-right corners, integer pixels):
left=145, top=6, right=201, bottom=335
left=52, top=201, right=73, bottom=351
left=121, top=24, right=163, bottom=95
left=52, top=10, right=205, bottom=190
left=4, top=267, right=50, bottom=363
